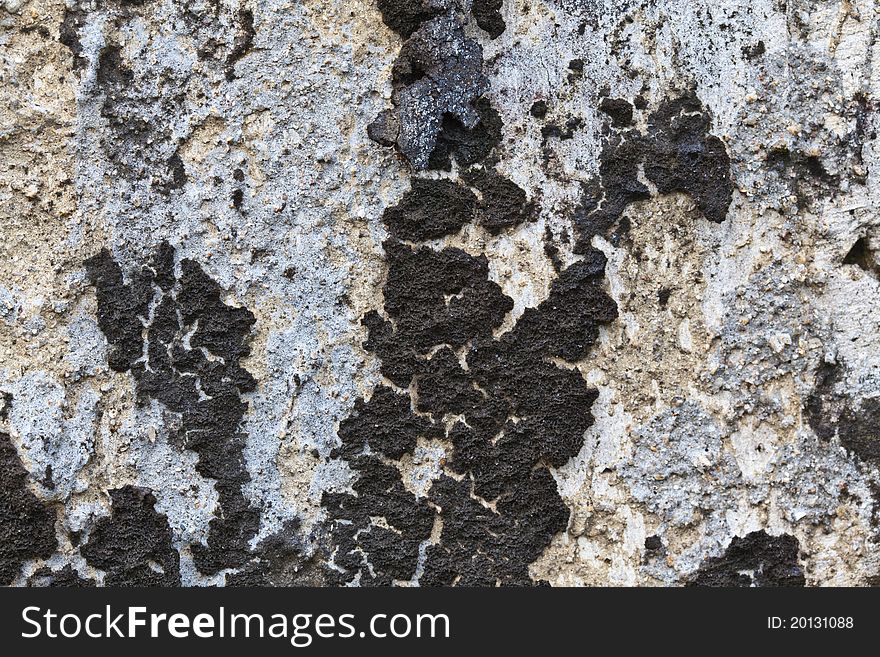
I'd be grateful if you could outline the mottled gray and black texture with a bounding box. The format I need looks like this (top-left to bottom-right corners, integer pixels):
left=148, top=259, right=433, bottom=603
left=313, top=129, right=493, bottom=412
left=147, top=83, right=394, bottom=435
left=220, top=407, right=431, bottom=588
left=2, top=0, right=880, bottom=587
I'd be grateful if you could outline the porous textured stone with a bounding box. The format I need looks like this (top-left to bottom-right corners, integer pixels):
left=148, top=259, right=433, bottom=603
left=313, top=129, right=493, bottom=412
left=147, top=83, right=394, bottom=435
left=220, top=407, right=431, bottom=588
left=1, top=0, right=879, bottom=586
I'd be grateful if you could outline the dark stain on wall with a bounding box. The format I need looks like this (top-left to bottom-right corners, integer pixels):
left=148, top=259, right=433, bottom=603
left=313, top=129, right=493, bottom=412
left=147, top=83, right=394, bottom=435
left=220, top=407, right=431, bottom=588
left=688, top=530, right=805, bottom=587
left=326, top=0, right=620, bottom=587
left=59, top=5, right=88, bottom=71
left=805, top=361, right=846, bottom=443
left=94, top=43, right=188, bottom=194
left=28, top=565, right=95, bottom=587
left=86, top=243, right=260, bottom=576
left=0, top=432, right=58, bottom=585
left=805, top=362, right=880, bottom=465
left=226, top=519, right=325, bottom=586
left=472, top=0, right=507, bottom=39
left=575, top=91, right=733, bottom=251
left=839, top=398, right=880, bottom=465
left=81, top=486, right=180, bottom=586
left=225, top=8, right=256, bottom=81
left=383, top=178, right=479, bottom=241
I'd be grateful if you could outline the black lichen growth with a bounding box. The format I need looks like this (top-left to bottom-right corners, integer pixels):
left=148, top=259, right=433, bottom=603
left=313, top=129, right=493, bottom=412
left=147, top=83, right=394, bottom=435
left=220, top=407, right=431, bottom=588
left=541, top=117, right=583, bottom=142
left=804, top=362, right=845, bottom=443
left=574, top=91, right=732, bottom=250
left=383, top=178, right=478, bottom=241
left=472, top=0, right=506, bottom=38
left=362, top=241, right=512, bottom=389
left=644, top=535, right=663, bottom=551
left=0, top=432, right=58, bottom=585
left=375, top=0, right=445, bottom=38
left=742, top=40, right=766, bottom=60
left=323, top=453, right=436, bottom=585
left=345, top=0, right=617, bottom=587
left=81, top=486, right=180, bottom=586
left=427, top=97, right=504, bottom=170
left=59, top=5, right=88, bottom=71
left=327, top=242, right=617, bottom=585
left=86, top=243, right=260, bottom=575
left=94, top=43, right=187, bottom=193
left=28, top=565, right=95, bottom=587
left=804, top=362, right=880, bottom=464
left=530, top=100, right=548, bottom=119
left=226, top=520, right=325, bottom=586
left=657, top=287, right=672, bottom=307
left=839, top=397, right=880, bottom=464
left=643, top=93, right=733, bottom=225
left=334, top=385, right=441, bottom=460
left=225, top=8, right=255, bottom=81
left=598, top=97, right=634, bottom=127
left=464, top=168, right=534, bottom=233
left=689, top=531, right=805, bottom=587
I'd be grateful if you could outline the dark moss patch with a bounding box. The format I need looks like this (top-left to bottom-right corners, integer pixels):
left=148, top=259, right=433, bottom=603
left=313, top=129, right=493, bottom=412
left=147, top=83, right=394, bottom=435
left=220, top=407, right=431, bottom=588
left=544, top=226, right=563, bottom=272
left=688, top=531, right=805, bottom=587
left=598, top=97, right=634, bottom=127
left=472, top=0, right=506, bottom=38
left=765, top=143, right=839, bottom=208
left=232, top=187, right=244, bottom=211
left=464, top=168, right=534, bottom=233
left=348, top=0, right=618, bottom=587
left=574, top=131, right=649, bottom=243
left=574, top=91, right=732, bottom=250
left=86, top=243, right=260, bottom=575
left=0, top=432, right=58, bottom=585
left=657, top=287, right=672, bottom=307
left=383, top=178, right=478, bottom=241
left=422, top=468, right=568, bottom=585
left=81, top=486, right=180, bottom=586
left=28, top=565, right=95, bottom=587
left=328, top=241, right=616, bottom=585
left=225, top=8, right=255, bottom=81
left=644, top=535, right=663, bottom=551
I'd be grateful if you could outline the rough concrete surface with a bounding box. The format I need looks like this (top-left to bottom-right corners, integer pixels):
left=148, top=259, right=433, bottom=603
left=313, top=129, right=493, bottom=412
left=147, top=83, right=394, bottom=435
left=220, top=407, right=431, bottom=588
left=0, top=0, right=878, bottom=586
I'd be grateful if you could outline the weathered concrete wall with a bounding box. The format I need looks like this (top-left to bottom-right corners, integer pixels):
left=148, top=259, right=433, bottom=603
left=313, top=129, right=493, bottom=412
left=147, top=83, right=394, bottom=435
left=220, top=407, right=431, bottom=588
left=1, top=0, right=878, bottom=586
